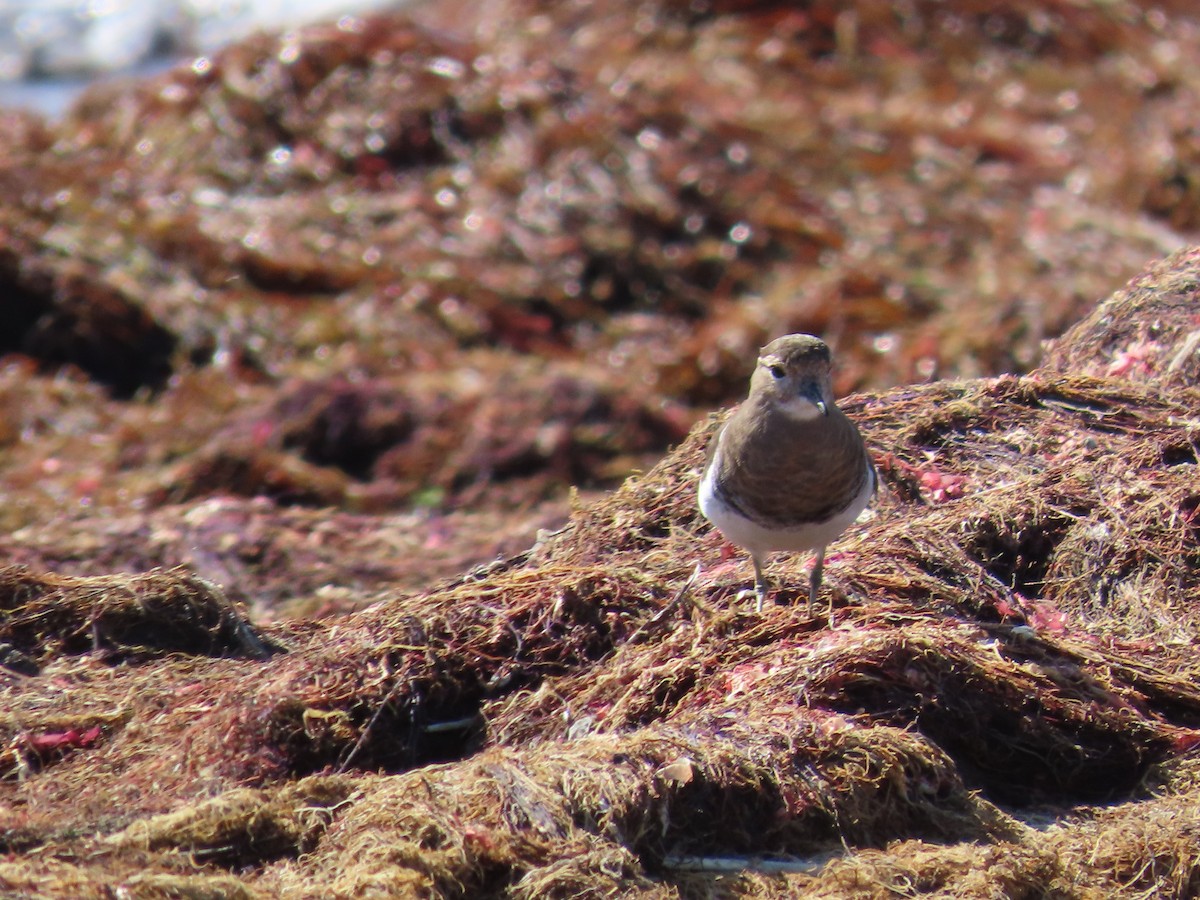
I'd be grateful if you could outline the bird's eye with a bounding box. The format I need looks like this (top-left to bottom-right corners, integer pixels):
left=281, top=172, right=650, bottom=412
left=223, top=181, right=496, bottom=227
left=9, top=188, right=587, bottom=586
left=768, top=364, right=785, bottom=379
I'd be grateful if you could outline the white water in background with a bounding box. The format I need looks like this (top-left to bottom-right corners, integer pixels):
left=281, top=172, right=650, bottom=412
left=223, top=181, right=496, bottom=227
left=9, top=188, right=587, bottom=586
left=0, top=0, right=414, bottom=115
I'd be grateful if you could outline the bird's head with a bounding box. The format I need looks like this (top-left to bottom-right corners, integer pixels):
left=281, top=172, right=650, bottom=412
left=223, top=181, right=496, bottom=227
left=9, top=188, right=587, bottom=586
left=749, top=333, right=835, bottom=421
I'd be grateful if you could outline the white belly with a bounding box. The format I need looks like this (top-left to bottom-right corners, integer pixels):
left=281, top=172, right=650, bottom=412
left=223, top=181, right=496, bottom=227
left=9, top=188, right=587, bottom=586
left=698, top=448, right=873, bottom=557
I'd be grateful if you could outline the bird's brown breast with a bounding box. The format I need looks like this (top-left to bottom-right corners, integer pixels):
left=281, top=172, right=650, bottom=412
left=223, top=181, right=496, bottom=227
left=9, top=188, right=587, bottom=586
left=710, top=399, right=872, bottom=528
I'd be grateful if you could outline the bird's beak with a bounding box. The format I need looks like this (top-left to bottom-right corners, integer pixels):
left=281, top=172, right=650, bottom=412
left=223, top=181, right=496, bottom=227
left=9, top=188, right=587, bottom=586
left=801, top=380, right=828, bottom=416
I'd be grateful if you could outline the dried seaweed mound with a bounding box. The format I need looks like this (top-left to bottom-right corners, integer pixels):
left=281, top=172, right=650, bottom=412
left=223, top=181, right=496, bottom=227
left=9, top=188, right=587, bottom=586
left=1042, top=244, right=1200, bottom=387
left=0, top=565, right=268, bottom=665
left=6, top=249, right=1200, bottom=897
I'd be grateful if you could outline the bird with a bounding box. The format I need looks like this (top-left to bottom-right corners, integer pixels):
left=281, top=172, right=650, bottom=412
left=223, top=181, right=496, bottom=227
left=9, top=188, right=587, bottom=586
left=697, top=334, right=875, bottom=617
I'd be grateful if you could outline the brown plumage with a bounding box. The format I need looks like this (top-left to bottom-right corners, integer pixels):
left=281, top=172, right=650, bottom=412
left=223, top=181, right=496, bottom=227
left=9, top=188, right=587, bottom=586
left=698, top=334, right=875, bottom=616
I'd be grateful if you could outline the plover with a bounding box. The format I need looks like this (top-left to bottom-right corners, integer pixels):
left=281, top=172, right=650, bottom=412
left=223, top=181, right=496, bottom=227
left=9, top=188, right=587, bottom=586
left=698, top=334, right=875, bottom=616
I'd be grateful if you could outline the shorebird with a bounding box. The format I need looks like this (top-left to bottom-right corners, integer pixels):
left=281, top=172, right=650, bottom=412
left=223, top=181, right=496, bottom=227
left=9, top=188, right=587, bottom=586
left=698, top=334, right=875, bottom=616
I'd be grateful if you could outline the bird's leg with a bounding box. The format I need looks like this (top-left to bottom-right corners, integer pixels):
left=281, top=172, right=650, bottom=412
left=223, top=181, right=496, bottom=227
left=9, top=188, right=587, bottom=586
left=752, top=553, right=768, bottom=612
left=807, top=546, right=826, bottom=618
